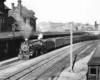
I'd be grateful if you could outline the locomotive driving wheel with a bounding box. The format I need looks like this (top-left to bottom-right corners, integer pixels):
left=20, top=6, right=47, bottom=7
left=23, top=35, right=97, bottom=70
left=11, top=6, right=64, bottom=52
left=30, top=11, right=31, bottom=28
left=40, top=47, right=46, bottom=55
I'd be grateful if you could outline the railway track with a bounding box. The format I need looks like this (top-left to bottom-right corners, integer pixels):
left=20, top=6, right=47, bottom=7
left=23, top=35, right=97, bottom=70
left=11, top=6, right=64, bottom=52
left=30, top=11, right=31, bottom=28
left=35, top=42, right=98, bottom=80
left=0, top=40, right=97, bottom=80
left=0, top=40, right=88, bottom=70
left=21, top=41, right=98, bottom=80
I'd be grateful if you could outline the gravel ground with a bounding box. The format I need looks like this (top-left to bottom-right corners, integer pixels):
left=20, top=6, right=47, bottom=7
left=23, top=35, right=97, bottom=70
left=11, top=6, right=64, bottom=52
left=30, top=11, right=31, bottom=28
left=53, top=47, right=96, bottom=80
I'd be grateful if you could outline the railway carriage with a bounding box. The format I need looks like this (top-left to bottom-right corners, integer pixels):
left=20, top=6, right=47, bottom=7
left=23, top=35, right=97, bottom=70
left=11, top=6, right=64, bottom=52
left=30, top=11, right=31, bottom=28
left=64, top=37, right=70, bottom=45
left=55, top=37, right=65, bottom=48
left=87, top=45, right=100, bottom=80
left=72, top=35, right=81, bottom=43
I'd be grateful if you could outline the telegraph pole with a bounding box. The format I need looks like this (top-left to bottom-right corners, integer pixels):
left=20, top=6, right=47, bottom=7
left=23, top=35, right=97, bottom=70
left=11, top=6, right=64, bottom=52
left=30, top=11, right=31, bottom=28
left=70, top=23, right=73, bottom=72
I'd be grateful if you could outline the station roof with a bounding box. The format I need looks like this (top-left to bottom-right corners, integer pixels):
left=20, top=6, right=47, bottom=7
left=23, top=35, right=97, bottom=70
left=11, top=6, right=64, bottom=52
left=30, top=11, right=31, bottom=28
left=0, top=31, right=86, bottom=41
left=88, top=45, right=100, bottom=66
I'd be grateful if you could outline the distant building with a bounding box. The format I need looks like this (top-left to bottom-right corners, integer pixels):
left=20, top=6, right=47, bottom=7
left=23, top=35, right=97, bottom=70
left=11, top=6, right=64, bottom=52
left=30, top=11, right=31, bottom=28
left=8, top=0, right=37, bottom=31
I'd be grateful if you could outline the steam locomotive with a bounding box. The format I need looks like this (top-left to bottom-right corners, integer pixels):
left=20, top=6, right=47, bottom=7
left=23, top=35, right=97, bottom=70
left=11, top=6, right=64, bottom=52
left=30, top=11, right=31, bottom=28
left=18, top=39, right=46, bottom=59
left=18, top=34, right=99, bottom=60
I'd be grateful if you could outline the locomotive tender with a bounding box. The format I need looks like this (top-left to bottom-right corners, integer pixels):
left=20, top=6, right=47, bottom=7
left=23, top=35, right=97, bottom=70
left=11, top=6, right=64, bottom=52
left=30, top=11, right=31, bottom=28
left=18, top=34, right=99, bottom=60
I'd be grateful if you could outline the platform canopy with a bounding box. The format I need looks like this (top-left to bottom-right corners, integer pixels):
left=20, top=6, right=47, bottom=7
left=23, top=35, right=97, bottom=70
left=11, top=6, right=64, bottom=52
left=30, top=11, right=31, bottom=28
left=88, top=45, right=100, bottom=66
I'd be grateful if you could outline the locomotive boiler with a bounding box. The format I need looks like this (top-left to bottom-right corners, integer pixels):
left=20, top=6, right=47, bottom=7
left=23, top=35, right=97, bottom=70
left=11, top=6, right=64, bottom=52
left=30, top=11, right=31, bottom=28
left=18, top=38, right=46, bottom=60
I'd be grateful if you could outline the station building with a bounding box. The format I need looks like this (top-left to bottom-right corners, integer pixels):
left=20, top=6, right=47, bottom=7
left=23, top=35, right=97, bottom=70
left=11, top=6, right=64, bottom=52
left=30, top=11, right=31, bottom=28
left=0, top=0, right=10, bottom=32
left=0, top=0, right=37, bottom=32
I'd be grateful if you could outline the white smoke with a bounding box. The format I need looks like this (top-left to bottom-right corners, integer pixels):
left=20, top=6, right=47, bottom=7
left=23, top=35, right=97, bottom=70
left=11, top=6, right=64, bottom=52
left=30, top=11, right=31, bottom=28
left=16, top=14, right=33, bottom=40
left=38, top=33, right=43, bottom=40
left=19, top=21, right=32, bottom=40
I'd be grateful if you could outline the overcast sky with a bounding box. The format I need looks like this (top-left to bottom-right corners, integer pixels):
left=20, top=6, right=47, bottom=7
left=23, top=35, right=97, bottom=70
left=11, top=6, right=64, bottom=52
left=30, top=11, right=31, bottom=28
left=5, top=0, right=100, bottom=25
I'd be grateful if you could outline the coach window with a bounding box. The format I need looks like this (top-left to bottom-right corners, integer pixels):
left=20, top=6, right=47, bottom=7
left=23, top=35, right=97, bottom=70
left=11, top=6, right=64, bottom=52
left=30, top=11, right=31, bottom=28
left=90, top=68, right=96, bottom=74
left=89, top=66, right=99, bottom=80
left=89, top=66, right=97, bottom=75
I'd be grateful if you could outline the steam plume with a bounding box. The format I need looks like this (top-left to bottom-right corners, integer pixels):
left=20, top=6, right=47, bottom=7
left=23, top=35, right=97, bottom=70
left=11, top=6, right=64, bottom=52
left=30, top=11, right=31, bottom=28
left=38, top=33, right=43, bottom=40
left=16, top=14, right=32, bottom=40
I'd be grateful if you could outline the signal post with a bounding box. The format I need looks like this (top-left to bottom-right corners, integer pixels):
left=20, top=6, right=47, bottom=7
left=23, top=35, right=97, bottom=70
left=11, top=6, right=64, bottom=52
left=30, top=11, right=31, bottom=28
left=70, top=23, right=73, bottom=72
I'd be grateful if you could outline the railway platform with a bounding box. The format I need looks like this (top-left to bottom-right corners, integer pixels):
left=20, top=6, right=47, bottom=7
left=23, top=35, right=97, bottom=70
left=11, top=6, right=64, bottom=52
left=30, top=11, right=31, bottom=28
left=0, top=57, right=18, bottom=66
left=55, top=45, right=97, bottom=80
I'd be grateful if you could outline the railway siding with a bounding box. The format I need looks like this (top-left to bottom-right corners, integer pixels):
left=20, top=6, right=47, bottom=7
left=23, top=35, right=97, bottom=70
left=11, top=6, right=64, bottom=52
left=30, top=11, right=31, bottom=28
left=32, top=42, right=98, bottom=80
left=55, top=46, right=97, bottom=80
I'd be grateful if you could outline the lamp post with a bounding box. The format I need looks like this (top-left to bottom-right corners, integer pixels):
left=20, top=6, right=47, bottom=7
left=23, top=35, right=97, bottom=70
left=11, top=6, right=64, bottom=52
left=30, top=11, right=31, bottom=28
left=70, top=23, right=73, bottom=72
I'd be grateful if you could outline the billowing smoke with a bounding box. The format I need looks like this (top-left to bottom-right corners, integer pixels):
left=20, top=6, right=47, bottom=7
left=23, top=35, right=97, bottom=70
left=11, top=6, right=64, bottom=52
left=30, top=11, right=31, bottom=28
left=19, top=21, right=32, bottom=40
left=16, top=14, right=33, bottom=40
